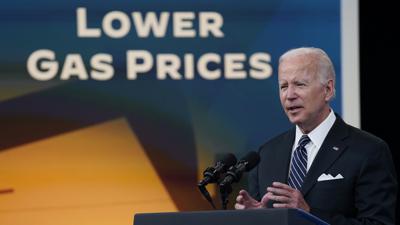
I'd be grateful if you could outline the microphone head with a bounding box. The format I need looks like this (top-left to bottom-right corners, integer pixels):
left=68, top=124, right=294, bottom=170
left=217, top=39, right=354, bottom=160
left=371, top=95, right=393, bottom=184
left=217, top=153, right=237, bottom=169
left=240, top=151, right=260, bottom=171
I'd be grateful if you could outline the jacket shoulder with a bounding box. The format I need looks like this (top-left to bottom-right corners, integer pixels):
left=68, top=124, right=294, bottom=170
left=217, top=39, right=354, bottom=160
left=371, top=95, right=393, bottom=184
left=258, top=129, right=294, bottom=154
left=345, top=124, right=388, bottom=149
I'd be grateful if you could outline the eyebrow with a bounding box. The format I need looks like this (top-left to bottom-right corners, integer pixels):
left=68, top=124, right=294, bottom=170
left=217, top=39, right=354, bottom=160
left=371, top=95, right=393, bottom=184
left=279, top=78, right=309, bottom=84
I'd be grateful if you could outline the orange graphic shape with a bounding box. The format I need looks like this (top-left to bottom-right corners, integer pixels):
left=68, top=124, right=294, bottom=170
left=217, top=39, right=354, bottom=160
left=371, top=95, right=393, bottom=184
left=0, top=118, right=177, bottom=225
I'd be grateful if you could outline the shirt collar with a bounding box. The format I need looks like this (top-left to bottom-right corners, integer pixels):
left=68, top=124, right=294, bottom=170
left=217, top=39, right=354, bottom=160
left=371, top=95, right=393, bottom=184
left=295, top=110, right=336, bottom=149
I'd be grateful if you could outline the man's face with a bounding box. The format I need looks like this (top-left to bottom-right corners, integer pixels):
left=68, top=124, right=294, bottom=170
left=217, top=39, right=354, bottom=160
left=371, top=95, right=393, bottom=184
left=278, top=56, right=333, bottom=132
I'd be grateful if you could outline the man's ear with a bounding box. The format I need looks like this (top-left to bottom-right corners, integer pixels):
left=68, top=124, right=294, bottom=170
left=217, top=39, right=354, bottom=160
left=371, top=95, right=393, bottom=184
left=324, top=79, right=335, bottom=101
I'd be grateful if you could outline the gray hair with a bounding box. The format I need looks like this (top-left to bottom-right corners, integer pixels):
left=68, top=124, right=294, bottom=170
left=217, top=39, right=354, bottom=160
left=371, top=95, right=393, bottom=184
left=279, top=47, right=336, bottom=96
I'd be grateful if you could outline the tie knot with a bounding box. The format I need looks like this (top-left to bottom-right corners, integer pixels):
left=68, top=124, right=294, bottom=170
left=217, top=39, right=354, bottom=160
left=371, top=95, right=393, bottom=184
left=298, top=135, right=311, bottom=148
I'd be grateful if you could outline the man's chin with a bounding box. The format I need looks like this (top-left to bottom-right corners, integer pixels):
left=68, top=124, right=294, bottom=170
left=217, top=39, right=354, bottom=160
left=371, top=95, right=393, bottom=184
left=288, top=115, right=303, bottom=125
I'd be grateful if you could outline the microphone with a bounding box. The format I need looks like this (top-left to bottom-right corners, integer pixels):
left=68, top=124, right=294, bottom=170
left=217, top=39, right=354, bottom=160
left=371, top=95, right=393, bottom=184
left=219, top=151, right=260, bottom=188
left=198, top=153, right=237, bottom=187
left=198, top=153, right=237, bottom=209
left=218, top=151, right=260, bottom=210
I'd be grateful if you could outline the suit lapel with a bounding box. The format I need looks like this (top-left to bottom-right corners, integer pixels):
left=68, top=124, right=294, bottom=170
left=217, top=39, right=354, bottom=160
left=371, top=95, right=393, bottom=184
left=301, top=117, right=349, bottom=197
left=274, top=129, right=295, bottom=183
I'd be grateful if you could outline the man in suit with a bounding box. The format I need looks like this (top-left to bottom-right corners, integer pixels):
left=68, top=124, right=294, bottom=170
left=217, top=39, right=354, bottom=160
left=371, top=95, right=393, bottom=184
left=235, top=47, right=397, bottom=224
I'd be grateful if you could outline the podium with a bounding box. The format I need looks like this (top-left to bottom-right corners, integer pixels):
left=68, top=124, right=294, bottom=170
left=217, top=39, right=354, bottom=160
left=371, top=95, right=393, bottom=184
left=134, top=208, right=329, bottom=225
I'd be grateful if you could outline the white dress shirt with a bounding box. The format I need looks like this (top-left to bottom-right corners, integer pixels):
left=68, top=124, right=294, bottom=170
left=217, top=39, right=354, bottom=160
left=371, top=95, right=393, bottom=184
left=290, top=110, right=336, bottom=171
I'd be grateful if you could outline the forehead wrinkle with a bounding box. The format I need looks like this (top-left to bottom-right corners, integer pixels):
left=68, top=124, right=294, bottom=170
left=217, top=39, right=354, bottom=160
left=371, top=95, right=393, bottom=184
left=279, top=56, right=318, bottom=84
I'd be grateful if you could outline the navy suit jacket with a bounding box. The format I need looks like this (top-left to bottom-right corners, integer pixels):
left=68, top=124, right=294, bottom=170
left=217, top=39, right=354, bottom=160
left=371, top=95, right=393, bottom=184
left=249, top=116, right=397, bottom=224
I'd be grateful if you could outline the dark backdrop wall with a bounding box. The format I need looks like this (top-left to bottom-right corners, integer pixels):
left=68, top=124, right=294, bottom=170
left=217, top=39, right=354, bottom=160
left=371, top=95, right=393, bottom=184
left=360, top=1, right=399, bottom=220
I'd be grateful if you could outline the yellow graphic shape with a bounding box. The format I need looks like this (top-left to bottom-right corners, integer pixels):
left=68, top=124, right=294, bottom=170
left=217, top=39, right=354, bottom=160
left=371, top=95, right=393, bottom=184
left=0, top=118, right=177, bottom=225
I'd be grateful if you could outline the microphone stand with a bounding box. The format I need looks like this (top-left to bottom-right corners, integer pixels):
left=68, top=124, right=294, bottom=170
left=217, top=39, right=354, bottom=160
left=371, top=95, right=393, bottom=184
left=198, top=183, right=216, bottom=209
left=219, top=182, right=232, bottom=210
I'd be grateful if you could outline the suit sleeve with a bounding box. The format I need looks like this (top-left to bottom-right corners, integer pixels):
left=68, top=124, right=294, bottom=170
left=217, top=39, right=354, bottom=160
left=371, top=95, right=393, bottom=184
left=248, top=162, right=261, bottom=201
left=311, top=141, right=398, bottom=225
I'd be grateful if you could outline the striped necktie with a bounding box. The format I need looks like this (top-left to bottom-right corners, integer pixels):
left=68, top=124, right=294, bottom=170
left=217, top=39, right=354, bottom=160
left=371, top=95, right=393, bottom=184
left=288, top=135, right=311, bottom=190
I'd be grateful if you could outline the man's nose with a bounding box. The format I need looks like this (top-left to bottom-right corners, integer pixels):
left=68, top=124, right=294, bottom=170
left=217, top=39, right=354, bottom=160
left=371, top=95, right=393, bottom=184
left=286, top=86, right=297, bottom=100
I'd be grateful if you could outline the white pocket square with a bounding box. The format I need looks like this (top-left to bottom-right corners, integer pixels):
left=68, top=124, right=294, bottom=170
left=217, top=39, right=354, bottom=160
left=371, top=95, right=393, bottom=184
left=317, top=173, right=344, bottom=182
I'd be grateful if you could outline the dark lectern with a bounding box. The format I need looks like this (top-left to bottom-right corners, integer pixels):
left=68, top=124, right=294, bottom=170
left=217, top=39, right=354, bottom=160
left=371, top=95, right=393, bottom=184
left=134, top=208, right=329, bottom=225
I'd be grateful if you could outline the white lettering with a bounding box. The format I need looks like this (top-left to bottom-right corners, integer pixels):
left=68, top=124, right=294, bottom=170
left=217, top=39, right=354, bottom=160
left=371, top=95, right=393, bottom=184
left=157, top=54, right=182, bottom=80
left=225, top=53, right=246, bottom=79
left=199, top=12, right=224, bottom=37
left=103, top=11, right=131, bottom=38
left=197, top=53, right=221, bottom=80
left=132, top=12, right=169, bottom=38
left=77, top=7, right=101, bottom=38
left=60, top=54, right=88, bottom=80
left=249, top=53, right=272, bottom=79
left=27, top=49, right=59, bottom=81
left=173, top=12, right=196, bottom=38
left=126, top=50, right=154, bottom=79
left=91, top=54, right=114, bottom=80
